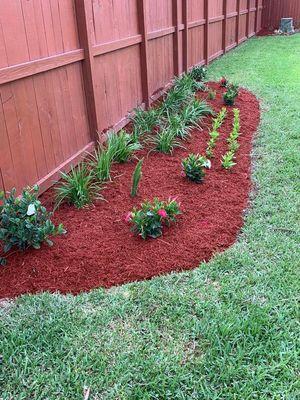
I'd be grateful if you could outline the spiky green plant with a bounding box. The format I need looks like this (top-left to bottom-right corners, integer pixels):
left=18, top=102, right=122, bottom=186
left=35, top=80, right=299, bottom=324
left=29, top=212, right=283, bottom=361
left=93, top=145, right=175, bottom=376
left=131, top=158, right=144, bottom=197
left=107, top=130, right=141, bottom=163
left=55, top=163, right=102, bottom=209
left=131, top=107, right=161, bottom=140
left=148, top=127, right=182, bottom=154
left=161, top=113, right=191, bottom=140
left=89, top=146, right=113, bottom=182
left=180, top=99, right=212, bottom=127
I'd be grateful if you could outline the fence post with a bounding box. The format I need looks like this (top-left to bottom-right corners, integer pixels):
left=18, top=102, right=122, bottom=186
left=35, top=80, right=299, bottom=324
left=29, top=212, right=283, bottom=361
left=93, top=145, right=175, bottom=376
left=204, top=0, right=209, bottom=65
left=137, top=0, right=150, bottom=108
left=74, top=0, right=101, bottom=142
left=255, top=0, right=260, bottom=32
left=182, top=0, right=188, bottom=72
left=236, top=0, right=241, bottom=45
left=246, top=0, right=251, bottom=37
left=172, top=0, right=181, bottom=76
left=222, top=0, right=227, bottom=54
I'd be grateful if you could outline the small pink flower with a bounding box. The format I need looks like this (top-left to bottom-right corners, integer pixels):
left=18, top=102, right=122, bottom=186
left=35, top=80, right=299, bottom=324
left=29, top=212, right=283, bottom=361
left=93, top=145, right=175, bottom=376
left=157, top=209, right=167, bottom=218
left=125, top=212, right=132, bottom=223
left=181, top=171, right=186, bottom=177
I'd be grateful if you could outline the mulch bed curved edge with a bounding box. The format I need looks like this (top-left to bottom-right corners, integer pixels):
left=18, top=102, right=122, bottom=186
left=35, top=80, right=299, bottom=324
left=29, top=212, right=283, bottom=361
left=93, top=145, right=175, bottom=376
left=0, top=83, right=260, bottom=298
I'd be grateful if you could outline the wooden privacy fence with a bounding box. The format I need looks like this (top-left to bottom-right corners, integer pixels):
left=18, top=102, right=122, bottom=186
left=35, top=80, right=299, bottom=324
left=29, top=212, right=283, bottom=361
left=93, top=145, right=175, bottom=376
left=0, top=0, right=263, bottom=195
left=262, top=0, right=300, bottom=29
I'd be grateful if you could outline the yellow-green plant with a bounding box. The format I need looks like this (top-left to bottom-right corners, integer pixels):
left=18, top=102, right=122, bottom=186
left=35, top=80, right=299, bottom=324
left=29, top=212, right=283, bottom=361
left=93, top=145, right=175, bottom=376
left=206, top=107, right=227, bottom=158
left=221, top=108, right=241, bottom=169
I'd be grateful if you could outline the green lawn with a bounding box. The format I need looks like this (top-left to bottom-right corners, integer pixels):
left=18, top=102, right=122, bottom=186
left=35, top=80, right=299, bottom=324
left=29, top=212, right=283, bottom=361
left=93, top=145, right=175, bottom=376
left=1, top=36, right=299, bottom=399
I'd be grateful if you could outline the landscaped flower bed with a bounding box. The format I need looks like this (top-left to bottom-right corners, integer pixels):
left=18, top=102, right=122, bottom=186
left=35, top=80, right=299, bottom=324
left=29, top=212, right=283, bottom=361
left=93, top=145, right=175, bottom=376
left=0, top=81, right=260, bottom=298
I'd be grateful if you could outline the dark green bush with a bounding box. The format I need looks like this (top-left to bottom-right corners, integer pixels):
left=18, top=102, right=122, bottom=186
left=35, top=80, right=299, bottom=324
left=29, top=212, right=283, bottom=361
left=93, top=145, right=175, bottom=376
left=182, top=154, right=211, bottom=183
left=0, top=186, right=65, bottom=265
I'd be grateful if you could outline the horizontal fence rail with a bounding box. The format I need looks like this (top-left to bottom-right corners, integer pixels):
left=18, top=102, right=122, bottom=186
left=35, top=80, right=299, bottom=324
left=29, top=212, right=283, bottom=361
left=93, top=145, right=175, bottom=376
left=0, top=0, right=263, bottom=195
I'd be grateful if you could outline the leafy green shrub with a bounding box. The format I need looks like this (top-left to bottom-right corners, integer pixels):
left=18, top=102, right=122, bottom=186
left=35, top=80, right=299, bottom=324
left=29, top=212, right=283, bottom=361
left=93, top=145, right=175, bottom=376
left=223, top=84, right=239, bottom=106
left=0, top=186, right=65, bottom=264
left=131, top=158, right=144, bottom=197
left=189, top=65, right=207, bottom=81
left=219, top=76, right=228, bottom=87
left=107, top=130, right=141, bottom=163
left=55, top=163, right=102, bottom=208
left=125, top=197, right=181, bottom=239
left=182, top=154, right=211, bottom=183
left=89, top=146, right=113, bottom=182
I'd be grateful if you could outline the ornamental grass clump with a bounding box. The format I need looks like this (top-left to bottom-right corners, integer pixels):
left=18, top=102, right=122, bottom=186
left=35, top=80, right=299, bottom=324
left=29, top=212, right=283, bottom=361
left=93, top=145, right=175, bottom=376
left=131, top=158, right=144, bottom=197
left=125, top=197, right=181, bottom=239
left=131, top=107, right=161, bottom=140
left=223, top=84, right=239, bottom=106
left=0, top=186, right=65, bottom=265
left=180, top=99, right=212, bottom=127
left=182, top=154, right=211, bottom=183
left=55, top=163, right=103, bottom=208
left=148, top=126, right=182, bottom=154
left=107, top=129, right=141, bottom=163
left=161, top=74, right=195, bottom=115
left=89, top=145, right=113, bottom=182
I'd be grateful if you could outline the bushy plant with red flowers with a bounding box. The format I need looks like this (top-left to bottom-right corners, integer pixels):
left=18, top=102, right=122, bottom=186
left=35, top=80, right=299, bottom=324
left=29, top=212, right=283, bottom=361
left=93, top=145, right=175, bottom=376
left=220, top=76, right=228, bottom=87
left=125, top=198, right=181, bottom=239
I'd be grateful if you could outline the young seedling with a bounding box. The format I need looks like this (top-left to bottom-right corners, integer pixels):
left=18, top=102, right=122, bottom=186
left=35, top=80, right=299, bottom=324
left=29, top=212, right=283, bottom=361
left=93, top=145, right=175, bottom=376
left=208, top=89, right=216, bottom=100
left=221, top=151, right=236, bottom=169
left=131, top=158, right=144, bottom=197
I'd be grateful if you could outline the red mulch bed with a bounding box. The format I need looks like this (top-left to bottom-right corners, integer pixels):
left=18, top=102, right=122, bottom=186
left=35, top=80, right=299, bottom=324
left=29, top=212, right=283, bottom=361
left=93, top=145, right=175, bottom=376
left=0, top=83, right=260, bottom=298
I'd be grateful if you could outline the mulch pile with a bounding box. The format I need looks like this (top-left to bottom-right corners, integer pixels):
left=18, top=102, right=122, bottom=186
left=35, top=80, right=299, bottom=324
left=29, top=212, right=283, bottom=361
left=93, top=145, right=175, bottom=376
left=0, top=83, right=260, bottom=298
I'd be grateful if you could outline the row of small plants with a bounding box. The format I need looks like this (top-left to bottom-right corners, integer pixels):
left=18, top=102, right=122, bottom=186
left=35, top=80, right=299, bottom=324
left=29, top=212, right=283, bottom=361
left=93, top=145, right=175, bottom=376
left=221, top=108, right=241, bottom=169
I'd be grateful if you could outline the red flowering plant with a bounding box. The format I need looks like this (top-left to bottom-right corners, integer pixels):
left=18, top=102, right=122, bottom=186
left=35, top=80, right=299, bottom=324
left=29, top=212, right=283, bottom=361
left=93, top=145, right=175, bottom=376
left=219, top=76, right=228, bottom=87
left=125, top=197, right=181, bottom=239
